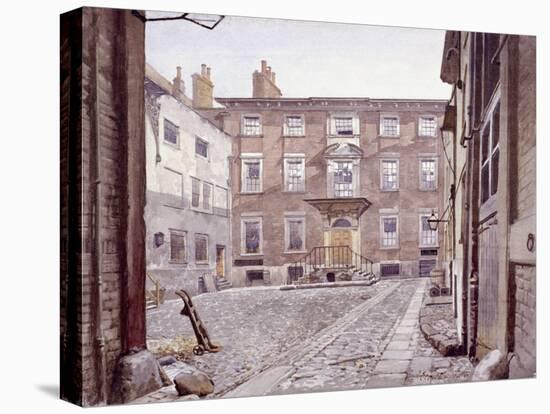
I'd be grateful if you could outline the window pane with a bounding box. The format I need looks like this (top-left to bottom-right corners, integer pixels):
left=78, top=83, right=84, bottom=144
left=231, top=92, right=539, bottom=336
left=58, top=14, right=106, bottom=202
left=245, top=221, right=260, bottom=253
left=481, top=164, right=490, bottom=203
left=243, top=116, right=261, bottom=135
left=421, top=160, right=436, bottom=190
left=382, top=117, right=399, bottom=136
left=491, top=148, right=499, bottom=196
left=195, top=236, right=208, bottom=262
left=288, top=220, right=304, bottom=251
left=286, top=160, right=304, bottom=192
left=419, top=117, right=437, bottom=136
left=421, top=216, right=437, bottom=246
left=244, top=161, right=261, bottom=192
left=164, top=119, right=179, bottom=144
left=286, top=116, right=304, bottom=136
left=195, top=137, right=208, bottom=157
left=334, top=161, right=353, bottom=197
left=170, top=232, right=186, bottom=262
left=492, top=103, right=500, bottom=148
left=481, top=127, right=490, bottom=164
left=203, top=183, right=211, bottom=210
left=335, top=117, right=353, bottom=135
left=382, top=160, right=398, bottom=190
left=191, top=178, right=200, bottom=207
left=382, top=217, right=397, bottom=247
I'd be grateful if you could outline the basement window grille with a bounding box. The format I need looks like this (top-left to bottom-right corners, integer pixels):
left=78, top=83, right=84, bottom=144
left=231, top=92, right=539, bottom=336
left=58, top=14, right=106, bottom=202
left=380, top=263, right=400, bottom=277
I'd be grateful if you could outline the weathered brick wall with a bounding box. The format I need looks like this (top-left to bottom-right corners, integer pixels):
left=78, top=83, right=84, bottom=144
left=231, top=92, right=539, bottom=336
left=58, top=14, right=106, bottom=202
left=60, top=7, right=146, bottom=406
left=509, top=35, right=536, bottom=378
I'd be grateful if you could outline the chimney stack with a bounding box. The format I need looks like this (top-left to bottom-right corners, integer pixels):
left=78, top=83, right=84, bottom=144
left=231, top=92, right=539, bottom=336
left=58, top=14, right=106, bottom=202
left=252, top=60, right=282, bottom=98
left=192, top=64, right=214, bottom=109
left=172, top=66, right=185, bottom=100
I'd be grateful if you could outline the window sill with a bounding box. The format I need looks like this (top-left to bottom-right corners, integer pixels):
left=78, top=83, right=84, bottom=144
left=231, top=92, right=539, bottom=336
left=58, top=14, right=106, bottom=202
left=169, top=260, right=188, bottom=265
left=283, top=250, right=308, bottom=255
left=240, top=253, right=264, bottom=257
left=190, top=207, right=214, bottom=215
left=418, top=188, right=438, bottom=192
left=380, top=188, right=399, bottom=192
left=327, top=134, right=360, bottom=139
left=379, top=246, right=400, bottom=250
left=419, top=244, right=439, bottom=249
left=239, top=191, right=264, bottom=195
left=378, top=135, right=400, bottom=139
left=195, top=261, right=210, bottom=265
left=239, top=134, right=264, bottom=138
left=282, top=190, right=307, bottom=194
left=163, top=204, right=185, bottom=210
left=283, top=135, right=306, bottom=138
left=163, top=141, right=181, bottom=149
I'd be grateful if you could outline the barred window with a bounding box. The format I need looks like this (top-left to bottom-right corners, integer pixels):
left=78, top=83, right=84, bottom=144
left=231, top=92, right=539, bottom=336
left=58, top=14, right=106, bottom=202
left=195, top=137, right=208, bottom=158
left=285, top=159, right=305, bottom=192
left=191, top=177, right=200, bottom=208
left=285, top=116, right=304, bottom=136
left=381, top=160, right=398, bottom=190
left=170, top=230, right=186, bottom=263
left=243, top=161, right=261, bottom=192
left=334, top=161, right=353, bottom=197
left=381, top=117, right=399, bottom=136
left=420, top=159, right=436, bottom=190
left=202, top=182, right=212, bottom=211
left=163, top=118, right=179, bottom=145
left=195, top=234, right=208, bottom=263
left=243, top=220, right=261, bottom=254
left=382, top=217, right=398, bottom=247
left=334, top=117, right=354, bottom=136
left=421, top=216, right=438, bottom=246
left=419, top=117, right=437, bottom=137
left=243, top=116, right=261, bottom=136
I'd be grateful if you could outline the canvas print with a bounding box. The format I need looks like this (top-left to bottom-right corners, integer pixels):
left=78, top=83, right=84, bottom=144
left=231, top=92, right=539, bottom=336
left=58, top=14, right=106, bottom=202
left=60, top=7, right=536, bottom=407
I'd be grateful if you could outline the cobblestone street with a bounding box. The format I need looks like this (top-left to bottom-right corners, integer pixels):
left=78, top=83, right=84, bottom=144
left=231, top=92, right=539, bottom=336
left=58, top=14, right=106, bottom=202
left=144, top=279, right=473, bottom=401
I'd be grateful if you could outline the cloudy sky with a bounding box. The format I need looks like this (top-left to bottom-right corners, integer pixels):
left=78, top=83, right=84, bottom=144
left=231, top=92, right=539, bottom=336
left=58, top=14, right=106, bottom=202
left=146, top=12, right=451, bottom=100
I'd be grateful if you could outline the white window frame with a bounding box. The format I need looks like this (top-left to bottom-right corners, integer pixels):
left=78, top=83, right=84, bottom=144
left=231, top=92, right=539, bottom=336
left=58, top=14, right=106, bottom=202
left=241, top=114, right=263, bottom=137
left=379, top=114, right=400, bottom=137
left=195, top=136, right=209, bottom=159
left=194, top=233, right=209, bottom=264
left=241, top=215, right=263, bottom=256
left=190, top=177, right=213, bottom=213
left=284, top=212, right=307, bottom=254
left=380, top=215, right=399, bottom=249
left=380, top=159, right=399, bottom=191
left=418, top=115, right=438, bottom=137
left=419, top=157, right=438, bottom=191
left=419, top=213, right=439, bottom=247
left=333, top=160, right=355, bottom=198
left=214, top=185, right=229, bottom=216
left=284, top=154, right=306, bottom=192
left=168, top=229, right=187, bottom=264
left=328, top=112, right=360, bottom=137
left=162, top=117, right=180, bottom=148
left=241, top=153, right=263, bottom=193
left=283, top=114, right=306, bottom=137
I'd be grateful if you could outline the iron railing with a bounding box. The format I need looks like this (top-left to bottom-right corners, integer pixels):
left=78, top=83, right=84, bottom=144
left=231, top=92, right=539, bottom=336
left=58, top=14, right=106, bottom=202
left=287, top=245, right=374, bottom=284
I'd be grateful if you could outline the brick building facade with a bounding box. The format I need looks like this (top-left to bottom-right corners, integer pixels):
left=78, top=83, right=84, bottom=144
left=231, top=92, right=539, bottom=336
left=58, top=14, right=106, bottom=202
left=440, top=32, right=536, bottom=377
left=199, top=61, right=446, bottom=287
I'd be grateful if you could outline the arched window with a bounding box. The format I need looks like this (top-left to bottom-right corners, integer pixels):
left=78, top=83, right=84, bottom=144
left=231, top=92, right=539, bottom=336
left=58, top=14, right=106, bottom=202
left=332, top=218, right=351, bottom=228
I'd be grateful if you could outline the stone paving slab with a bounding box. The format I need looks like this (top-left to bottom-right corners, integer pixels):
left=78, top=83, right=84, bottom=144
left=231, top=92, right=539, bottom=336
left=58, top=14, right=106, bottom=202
left=366, top=374, right=406, bottom=388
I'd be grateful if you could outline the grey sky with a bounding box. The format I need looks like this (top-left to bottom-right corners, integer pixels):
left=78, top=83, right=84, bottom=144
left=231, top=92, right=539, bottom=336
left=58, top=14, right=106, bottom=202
left=146, top=12, right=451, bottom=100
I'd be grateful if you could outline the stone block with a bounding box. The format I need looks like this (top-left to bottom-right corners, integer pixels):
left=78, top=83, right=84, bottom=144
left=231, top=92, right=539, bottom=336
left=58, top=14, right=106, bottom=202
left=367, top=374, right=406, bottom=388
left=174, top=371, right=214, bottom=397
left=374, top=359, right=410, bottom=374
left=409, top=357, right=432, bottom=375
left=381, top=350, right=414, bottom=360
left=111, top=349, right=166, bottom=404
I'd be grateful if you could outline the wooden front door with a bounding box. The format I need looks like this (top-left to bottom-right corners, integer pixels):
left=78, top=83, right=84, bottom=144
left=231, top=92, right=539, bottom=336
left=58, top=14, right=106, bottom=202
left=331, top=230, right=352, bottom=248
left=216, top=246, right=225, bottom=277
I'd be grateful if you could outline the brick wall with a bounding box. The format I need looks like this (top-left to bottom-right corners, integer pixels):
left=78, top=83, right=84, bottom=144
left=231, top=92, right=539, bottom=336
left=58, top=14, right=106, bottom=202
left=60, top=7, right=146, bottom=406
left=509, top=35, right=536, bottom=378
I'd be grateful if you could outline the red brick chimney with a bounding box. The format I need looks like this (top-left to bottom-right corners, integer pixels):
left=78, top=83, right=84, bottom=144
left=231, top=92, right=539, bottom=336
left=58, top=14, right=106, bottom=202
left=192, top=64, right=214, bottom=108
left=252, top=59, right=282, bottom=98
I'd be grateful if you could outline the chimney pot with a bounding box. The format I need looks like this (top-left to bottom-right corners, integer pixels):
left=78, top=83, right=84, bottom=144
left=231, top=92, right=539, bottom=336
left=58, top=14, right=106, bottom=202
left=206, top=67, right=211, bottom=80
left=271, top=72, right=276, bottom=84
left=261, top=60, right=267, bottom=73
left=176, top=66, right=182, bottom=79
left=201, top=64, right=207, bottom=77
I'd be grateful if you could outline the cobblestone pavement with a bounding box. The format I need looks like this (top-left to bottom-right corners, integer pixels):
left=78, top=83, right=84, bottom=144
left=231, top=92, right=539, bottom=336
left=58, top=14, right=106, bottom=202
left=147, top=280, right=397, bottom=396
left=145, top=278, right=473, bottom=400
